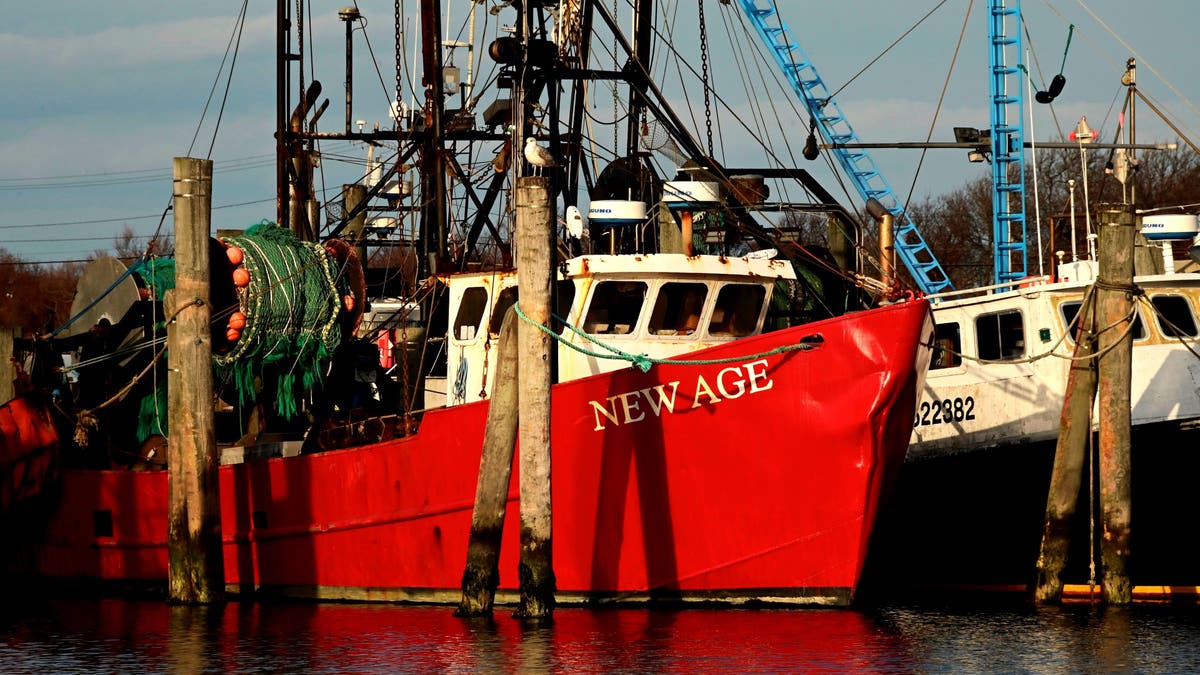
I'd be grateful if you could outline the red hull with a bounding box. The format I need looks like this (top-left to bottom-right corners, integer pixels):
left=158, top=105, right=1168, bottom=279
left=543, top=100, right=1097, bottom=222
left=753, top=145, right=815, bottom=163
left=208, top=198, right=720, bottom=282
left=10, top=299, right=932, bottom=605
left=0, top=394, right=60, bottom=514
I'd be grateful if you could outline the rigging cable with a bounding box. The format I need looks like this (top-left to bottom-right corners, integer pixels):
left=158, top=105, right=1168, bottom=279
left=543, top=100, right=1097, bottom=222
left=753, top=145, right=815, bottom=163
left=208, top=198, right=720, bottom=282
left=1070, top=0, right=1200, bottom=122
left=825, top=0, right=951, bottom=103
left=900, top=0, right=974, bottom=223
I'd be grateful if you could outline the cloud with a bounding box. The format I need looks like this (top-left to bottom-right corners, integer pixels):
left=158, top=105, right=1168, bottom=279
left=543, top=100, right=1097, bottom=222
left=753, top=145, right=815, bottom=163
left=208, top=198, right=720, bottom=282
left=0, top=14, right=275, bottom=75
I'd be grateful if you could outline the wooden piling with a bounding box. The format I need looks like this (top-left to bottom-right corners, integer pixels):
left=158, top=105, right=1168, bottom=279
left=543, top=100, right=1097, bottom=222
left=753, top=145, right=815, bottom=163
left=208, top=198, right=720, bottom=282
left=1095, top=204, right=1135, bottom=605
left=166, top=157, right=224, bottom=604
left=1035, top=288, right=1098, bottom=604
left=343, top=183, right=369, bottom=264
left=456, top=307, right=520, bottom=617
left=514, top=175, right=555, bottom=620
left=0, top=327, right=15, bottom=404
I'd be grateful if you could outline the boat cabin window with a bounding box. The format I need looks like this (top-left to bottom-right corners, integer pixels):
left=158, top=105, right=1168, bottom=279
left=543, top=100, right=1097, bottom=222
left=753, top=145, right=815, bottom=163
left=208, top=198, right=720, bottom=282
left=709, top=284, right=766, bottom=337
left=583, top=281, right=647, bottom=335
left=976, top=310, right=1025, bottom=361
left=1150, top=294, right=1198, bottom=338
left=1060, top=301, right=1146, bottom=343
left=648, top=282, right=708, bottom=336
left=931, top=322, right=962, bottom=369
left=453, top=286, right=488, bottom=341
left=488, top=287, right=518, bottom=336
left=556, top=279, right=576, bottom=334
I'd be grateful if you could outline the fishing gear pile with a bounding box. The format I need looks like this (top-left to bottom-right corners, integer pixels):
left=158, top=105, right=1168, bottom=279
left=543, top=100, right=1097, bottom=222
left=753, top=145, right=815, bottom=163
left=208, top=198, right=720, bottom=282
left=216, top=221, right=348, bottom=419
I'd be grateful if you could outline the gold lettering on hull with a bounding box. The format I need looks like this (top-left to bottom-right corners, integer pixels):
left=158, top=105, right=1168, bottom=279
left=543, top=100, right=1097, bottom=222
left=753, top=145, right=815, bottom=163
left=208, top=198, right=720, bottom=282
left=589, top=359, right=775, bottom=431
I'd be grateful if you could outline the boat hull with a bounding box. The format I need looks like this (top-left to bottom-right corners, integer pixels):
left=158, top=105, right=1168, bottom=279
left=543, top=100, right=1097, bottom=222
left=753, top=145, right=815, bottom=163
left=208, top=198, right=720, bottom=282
left=869, top=420, right=1200, bottom=595
left=0, top=394, right=60, bottom=515
left=7, top=300, right=933, bottom=606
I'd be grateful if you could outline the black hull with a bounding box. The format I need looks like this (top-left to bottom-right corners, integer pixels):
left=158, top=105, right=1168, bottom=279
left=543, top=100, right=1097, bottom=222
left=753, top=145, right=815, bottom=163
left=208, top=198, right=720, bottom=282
left=863, top=421, right=1200, bottom=599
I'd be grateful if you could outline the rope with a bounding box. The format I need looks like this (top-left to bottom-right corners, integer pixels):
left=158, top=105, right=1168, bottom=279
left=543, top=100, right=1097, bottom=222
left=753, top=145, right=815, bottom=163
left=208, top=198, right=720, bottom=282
left=70, top=298, right=198, bottom=447
left=512, top=304, right=816, bottom=374
left=1058, top=25, right=1075, bottom=75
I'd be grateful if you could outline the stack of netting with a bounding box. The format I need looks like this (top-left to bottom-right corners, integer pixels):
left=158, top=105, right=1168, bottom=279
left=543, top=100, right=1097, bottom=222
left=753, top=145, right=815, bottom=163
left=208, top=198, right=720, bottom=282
left=128, top=256, right=175, bottom=444
left=216, top=221, right=345, bottom=418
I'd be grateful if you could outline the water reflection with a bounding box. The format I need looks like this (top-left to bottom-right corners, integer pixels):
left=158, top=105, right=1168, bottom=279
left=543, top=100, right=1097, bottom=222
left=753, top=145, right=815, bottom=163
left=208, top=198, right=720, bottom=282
left=3, top=599, right=1200, bottom=673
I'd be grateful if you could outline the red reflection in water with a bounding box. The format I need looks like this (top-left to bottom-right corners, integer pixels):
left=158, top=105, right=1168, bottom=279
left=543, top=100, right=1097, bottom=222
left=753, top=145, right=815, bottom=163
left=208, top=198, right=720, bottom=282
left=5, top=600, right=909, bottom=673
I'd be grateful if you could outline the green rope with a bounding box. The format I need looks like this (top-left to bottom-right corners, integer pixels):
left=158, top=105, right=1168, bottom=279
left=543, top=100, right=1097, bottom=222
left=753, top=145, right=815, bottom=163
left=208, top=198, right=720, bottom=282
left=1059, top=25, right=1074, bottom=74
left=135, top=381, right=168, bottom=443
left=512, top=304, right=815, bottom=373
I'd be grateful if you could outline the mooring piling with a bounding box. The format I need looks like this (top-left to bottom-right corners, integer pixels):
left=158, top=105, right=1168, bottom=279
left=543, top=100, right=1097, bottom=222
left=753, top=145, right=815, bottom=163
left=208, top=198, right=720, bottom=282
left=514, top=175, right=555, bottom=620
left=1095, top=204, right=1136, bottom=605
left=166, top=157, right=224, bottom=604
left=1035, top=287, right=1098, bottom=604
left=457, top=307, right=520, bottom=617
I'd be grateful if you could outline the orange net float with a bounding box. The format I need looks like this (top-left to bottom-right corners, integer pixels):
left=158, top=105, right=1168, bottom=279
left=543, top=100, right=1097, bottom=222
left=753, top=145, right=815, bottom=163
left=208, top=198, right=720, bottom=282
left=227, top=311, right=247, bottom=331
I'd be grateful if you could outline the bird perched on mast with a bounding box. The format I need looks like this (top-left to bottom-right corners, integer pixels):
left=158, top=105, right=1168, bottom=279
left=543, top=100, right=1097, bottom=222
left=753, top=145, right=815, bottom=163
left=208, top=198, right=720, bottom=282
left=524, top=137, right=556, bottom=176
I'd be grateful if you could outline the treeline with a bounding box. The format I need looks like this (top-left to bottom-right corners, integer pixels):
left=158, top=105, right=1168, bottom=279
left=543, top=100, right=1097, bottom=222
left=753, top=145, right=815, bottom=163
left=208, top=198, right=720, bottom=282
left=906, top=147, right=1200, bottom=289
left=0, top=227, right=171, bottom=333
left=4, top=147, right=1199, bottom=331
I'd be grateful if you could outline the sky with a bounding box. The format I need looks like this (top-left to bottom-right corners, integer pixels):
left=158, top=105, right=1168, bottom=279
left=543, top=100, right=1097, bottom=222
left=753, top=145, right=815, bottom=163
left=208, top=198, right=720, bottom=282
left=1, top=1, right=1197, bottom=265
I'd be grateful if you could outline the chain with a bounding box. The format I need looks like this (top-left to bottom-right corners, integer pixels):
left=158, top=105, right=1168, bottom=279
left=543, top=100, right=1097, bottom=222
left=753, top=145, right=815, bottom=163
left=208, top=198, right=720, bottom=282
left=698, top=0, right=713, bottom=156
left=395, top=0, right=404, bottom=118
left=296, top=0, right=305, bottom=120
left=613, top=0, right=619, bottom=155
left=478, top=335, right=490, bottom=399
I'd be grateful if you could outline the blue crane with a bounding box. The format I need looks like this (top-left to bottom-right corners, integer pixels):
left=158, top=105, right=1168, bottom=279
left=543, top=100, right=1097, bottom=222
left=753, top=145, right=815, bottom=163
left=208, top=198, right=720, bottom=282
left=733, top=0, right=954, bottom=295
left=987, top=0, right=1028, bottom=286
left=735, top=1, right=1032, bottom=291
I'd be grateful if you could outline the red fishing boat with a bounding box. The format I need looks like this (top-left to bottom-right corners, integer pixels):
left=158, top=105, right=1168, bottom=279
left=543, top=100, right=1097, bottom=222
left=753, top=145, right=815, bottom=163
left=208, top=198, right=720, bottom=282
left=11, top=290, right=930, bottom=605
left=2, top=1, right=934, bottom=606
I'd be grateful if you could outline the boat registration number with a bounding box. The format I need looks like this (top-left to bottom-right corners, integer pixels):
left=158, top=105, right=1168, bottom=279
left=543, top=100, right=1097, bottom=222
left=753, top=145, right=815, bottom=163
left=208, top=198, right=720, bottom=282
left=913, top=396, right=976, bottom=427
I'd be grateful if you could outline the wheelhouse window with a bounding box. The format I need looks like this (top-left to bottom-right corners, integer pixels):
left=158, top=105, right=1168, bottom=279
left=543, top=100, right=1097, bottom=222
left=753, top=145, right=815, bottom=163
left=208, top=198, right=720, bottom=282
left=709, top=284, right=766, bottom=337
left=648, top=282, right=708, bottom=336
left=976, top=310, right=1025, bottom=361
left=931, top=322, right=962, bottom=369
left=556, top=279, right=577, bottom=335
left=1150, top=294, right=1198, bottom=338
left=453, top=286, right=488, bottom=341
left=1060, top=300, right=1146, bottom=343
left=488, top=286, right=518, bottom=336
left=583, top=281, right=647, bottom=335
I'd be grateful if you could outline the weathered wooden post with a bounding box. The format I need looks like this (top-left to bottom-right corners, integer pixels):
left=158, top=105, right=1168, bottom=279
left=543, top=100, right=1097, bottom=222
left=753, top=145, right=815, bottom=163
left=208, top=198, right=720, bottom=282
left=1095, top=203, right=1135, bottom=604
left=0, top=327, right=15, bottom=403
left=457, top=307, right=520, bottom=617
left=514, top=175, right=555, bottom=619
left=167, top=157, right=224, bottom=604
left=1035, top=288, right=1098, bottom=603
left=343, top=183, right=369, bottom=264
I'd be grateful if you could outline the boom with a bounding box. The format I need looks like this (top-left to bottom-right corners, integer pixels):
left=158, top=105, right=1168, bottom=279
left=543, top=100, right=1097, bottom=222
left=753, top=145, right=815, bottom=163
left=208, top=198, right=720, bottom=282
left=734, top=0, right=954, bottom=295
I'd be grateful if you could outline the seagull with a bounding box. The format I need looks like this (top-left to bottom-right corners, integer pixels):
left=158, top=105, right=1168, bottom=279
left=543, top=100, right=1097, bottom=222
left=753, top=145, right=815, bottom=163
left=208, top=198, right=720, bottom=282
left=524, top=137, right=556, bottom=176
left=565, top=205, right=584, bottom=240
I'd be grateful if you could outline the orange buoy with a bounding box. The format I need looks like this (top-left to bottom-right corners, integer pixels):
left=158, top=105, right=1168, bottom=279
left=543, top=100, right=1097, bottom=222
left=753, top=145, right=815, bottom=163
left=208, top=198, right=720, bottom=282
left=228, top=311, right=246, bottom=331
left=232, top=267, right=250, bottom=287
left=343, top=294, right=355, bottom=312
left=225, top=327, right=241, bottom=343
left=226, top=246, right=244, bottom=266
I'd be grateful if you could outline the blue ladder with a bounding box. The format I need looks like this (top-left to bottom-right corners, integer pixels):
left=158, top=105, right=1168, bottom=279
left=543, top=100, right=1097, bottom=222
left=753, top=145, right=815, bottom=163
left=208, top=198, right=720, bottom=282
left=734, top=0, right=954, bottom=295
left=989, top=0, right=1028, bottom=285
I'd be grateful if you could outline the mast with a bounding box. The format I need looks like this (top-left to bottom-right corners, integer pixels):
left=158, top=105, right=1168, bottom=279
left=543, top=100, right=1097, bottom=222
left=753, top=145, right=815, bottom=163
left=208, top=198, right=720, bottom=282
left=988, top=0, right=1028, bottom=286
left=625, top=0, right=653, bottom=156
left=419, top=0, right=448, bottom=278
left=276, top=0, right=291, bottom=232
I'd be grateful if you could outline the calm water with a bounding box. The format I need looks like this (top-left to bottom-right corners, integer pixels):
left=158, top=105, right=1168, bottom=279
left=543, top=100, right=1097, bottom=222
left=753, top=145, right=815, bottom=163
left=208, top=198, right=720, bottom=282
left=3, top=598, right=1200, bottom=673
